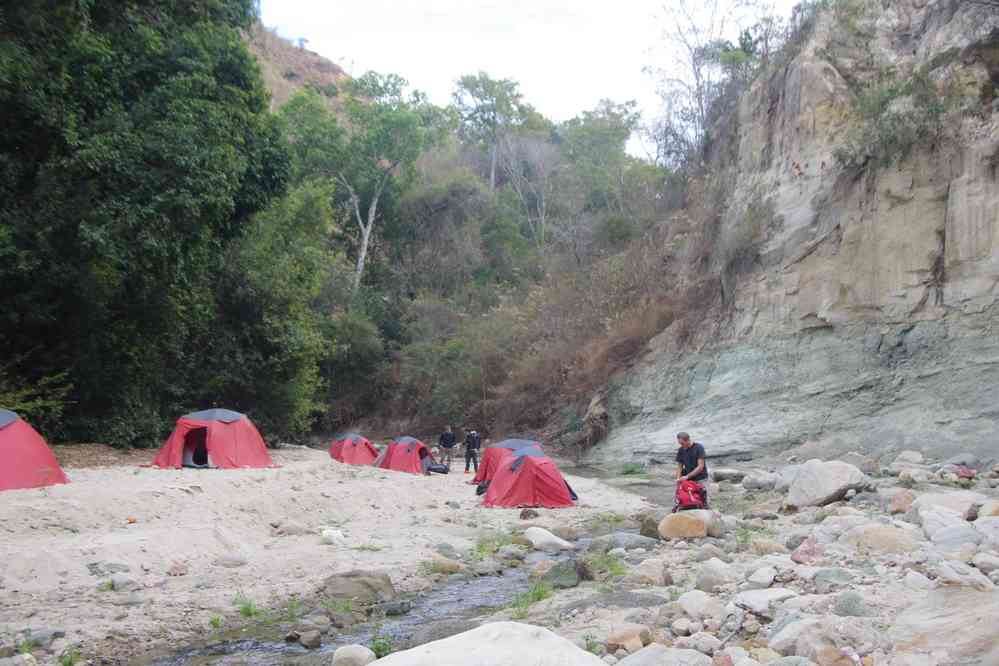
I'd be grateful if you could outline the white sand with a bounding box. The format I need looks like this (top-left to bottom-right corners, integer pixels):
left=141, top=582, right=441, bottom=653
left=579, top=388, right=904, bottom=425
left=0, top=447, right=648, bottom=658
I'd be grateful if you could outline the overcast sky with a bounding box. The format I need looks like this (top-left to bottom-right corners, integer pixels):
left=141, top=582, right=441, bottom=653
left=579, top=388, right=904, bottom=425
left=259, top=1, right=798, bottom=157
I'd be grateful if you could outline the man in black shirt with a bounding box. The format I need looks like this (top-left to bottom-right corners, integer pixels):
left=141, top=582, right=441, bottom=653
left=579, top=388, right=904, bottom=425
left=675, top=431, right=708, bottom=505
left=438, top=425, right=456, bottom=467
left=463, top=429, right=481, bottom=474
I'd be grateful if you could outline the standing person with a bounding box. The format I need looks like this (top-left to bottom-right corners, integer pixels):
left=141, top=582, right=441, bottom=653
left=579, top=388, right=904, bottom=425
left=463, top=428, right=481, bottom=474
left=438, top=425, right=456, bottom=468
left=675, top=431, right=709, bottom=508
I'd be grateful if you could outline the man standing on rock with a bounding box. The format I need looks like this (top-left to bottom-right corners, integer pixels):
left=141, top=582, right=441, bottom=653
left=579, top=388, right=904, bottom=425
left=675, top=432, right=709, bottom=508
left=438, top=425, right=456, bottom=468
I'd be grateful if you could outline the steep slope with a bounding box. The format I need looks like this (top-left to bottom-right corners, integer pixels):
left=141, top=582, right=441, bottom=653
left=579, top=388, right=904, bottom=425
left=245, top=23, right=348, bottom=110
left=589, top=0, right=999, bottom=464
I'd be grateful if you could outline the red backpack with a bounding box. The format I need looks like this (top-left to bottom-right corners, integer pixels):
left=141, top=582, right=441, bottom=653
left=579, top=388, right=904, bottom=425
left=675, top=479, right=706, bottom=511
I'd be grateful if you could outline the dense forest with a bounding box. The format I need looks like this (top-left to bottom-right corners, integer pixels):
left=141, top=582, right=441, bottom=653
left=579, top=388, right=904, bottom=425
left=1, top=0, right=833, bottom=447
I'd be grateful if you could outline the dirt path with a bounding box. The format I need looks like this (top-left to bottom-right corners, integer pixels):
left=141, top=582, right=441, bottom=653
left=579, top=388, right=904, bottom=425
left=0, top=447, right=648, bottom=661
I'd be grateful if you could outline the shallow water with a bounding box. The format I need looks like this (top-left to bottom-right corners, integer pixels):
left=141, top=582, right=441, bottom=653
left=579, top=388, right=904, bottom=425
left=150, top=553, right=553, bottom=665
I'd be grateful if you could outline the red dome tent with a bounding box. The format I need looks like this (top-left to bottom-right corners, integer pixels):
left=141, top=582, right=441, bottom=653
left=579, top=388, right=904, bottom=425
left=375, top=436, right=431, bottom=475
left=329, top=433, right=378, bottom=466
left=473, top=438, right=542, bottom=484
left=152, top=409, right=274, bottom=469
left=0, top=409, right=69, bottom=491
left=483, top=446, right=576, bottom=509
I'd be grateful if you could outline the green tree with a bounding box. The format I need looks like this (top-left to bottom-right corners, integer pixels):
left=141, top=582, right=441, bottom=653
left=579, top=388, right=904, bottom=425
left=453, top=72, right=530, bottom=189
left=0, top=0, right=290, bottom=444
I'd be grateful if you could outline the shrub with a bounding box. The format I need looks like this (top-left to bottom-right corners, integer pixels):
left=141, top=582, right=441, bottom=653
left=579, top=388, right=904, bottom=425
left=232, top=592, right=260, bottom=618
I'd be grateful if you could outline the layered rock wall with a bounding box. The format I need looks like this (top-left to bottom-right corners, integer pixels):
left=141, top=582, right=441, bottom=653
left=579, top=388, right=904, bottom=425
left=589, top=0, right=999, bottom=464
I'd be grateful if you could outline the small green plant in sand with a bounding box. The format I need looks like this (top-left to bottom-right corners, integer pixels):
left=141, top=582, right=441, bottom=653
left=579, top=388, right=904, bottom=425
left=58, top=648, right=81, bottom=666
left=96, top=580, right=114, bottom=592
left=585, top=512, right=627, bottom=533
left=510, top=582, right=552, bottom=619
left=419, top=559, right=456, bottom=575
left=209, top=615, right=223, bottom=630
left=473, top=531, right=513, bottom=560
left=323, top=598, right=355, bottom=614
left=583, top=633, right=604, bottom=654
left=283, top=597, right=304, bottom=621
left=232, top=592, right=260, bottom=618
left=353, top=543, right=383, bottom=552
left=16, top=639, right=32, bottom=655
left=583, top=552, right=627, bottom=579
left=620, top=463, right=645, bottom=476
left=369, top=627, right=395, bottom=658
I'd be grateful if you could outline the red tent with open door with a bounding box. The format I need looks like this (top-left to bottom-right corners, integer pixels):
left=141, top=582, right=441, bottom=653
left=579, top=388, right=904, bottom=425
left=0, top=409, right=69, bottom=491
left=473, top=438, right=542, bottom=484
left=374, top=436, right=430, bottom=474
left=483, top=446, right=575, bottom=508
left=152, top=409, right=274, bottom=469
left=330, top=433, right=378, bottom=465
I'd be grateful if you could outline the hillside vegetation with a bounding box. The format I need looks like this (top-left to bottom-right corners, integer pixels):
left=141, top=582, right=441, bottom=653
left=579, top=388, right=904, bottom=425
left=3, top=0, right=995, bottom=453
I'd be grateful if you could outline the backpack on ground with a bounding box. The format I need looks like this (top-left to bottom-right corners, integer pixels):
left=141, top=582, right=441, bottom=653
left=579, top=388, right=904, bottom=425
left=673, top=479, right=706, bottom=512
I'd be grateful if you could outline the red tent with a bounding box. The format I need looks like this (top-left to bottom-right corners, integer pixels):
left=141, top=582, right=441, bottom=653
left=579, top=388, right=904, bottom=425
left=330, top=433, right=378, bottom=465
left=483, top=446, right=575, bottom=509
left=0, top=409, right=69, bottom=491
left=375, top=436, right=431, bottom=474
left=473, top=438, right=542, bottom=484
left=152, top=409, right=274, bottom=469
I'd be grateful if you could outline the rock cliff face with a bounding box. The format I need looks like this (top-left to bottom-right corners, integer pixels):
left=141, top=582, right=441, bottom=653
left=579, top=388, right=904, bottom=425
left=588, top=0, right=999, bottom=465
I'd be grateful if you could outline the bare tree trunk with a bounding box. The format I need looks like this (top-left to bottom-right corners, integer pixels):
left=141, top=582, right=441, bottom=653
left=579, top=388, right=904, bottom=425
left=489, top=141, right=498, bottom=190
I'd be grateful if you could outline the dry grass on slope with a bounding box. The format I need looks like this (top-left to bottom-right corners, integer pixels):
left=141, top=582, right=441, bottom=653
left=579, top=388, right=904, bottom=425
left=245, top=23, right=349, bottom=111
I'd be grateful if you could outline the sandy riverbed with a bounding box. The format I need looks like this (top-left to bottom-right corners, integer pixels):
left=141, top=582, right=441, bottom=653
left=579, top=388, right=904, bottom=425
left=0, top=447, right=648, bottom=661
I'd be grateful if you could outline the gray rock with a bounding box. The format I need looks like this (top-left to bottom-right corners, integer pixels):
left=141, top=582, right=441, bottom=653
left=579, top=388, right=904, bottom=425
left=297, top=629, right=321, bottom=649
left=317, top=570, right=396, bottom=607
left=895, top=450, right=925, bottom=465
left=109, top=574, right=137, bottom=592
left=541, top=560, right=581, bottom=589
left=332, top=644, right=377, bottom=665
left=588, top=532, right=660, bottom=553
left=213, top=554, right=248, bottom=568
left=733, top=588, right=798, bottom=617
left=435, top=543, right=459, bottom=559
left=813, top=568, right=854, bottom=594
left=691, top=543, right=729, bottom=562
left=746, top=566, right=776, bottom=589
left=694, top=558, right=736, bottom=592
left=17, top=629, right=64, bottom=649
left=677, top=590, right=725, bottom=620
left=712, top=467, right=746, bottom=482
left=774, top=466, right=802, bottom=493
left=523, top=526, right=574, bottom=552
left=972, top=552, right=999, bottom=574
left=742, top=471, right=777, bottom=491
left=674, top=631, right=722, bottom=655
left=496, top=544, right=527, bottom=561
left=931, top=524, right=983, bottom=550
left=377, top=600, right=412, bottom=616
left=617, top=644, right=712, bottom=665
left=785, top=460, right=867, bottom=509
left=832, top=591, right=871, bottom=617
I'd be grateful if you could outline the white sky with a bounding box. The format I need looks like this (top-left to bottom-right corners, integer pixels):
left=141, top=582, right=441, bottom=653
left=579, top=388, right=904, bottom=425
left=259, top=1, right=798, bottom=157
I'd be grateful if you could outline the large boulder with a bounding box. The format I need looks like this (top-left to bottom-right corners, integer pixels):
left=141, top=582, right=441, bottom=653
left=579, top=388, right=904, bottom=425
left=784, top=460, right=867, bottom=509
left=694, top=557, right=737, bottom=592
left=523, top=527, right=574, bottom=552
left=658, top=510, right=722, bottom=539
left=774, top=466, right=802, bottom=493
left=912, top=491, right=988, bottom=521
left=318, top=570, right=396, bottom=607
left=371, top=621, right=606, bottom=665
left=617, top=644, right=712, bottom=666
left=840, top=524, right=922, bottom=554
left=678, top=590, right=725, bottom=621
left=889, top=588, right=999, bottom=664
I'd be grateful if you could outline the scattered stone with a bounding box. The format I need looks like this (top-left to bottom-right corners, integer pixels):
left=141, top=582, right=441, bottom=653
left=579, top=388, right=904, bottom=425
left=889, top=490, right=916, bottom=514
left=712, top=468, right=746, bottom=482
left=791, top=537, right=825, bottom=564
left=833, top=591, right=870, bottom=617
left=541, top=560, right=580, bottom=589
left=840, top=452, right=880, bottom=476
left=895, top=451, right=925, bottom=465
left=109, top=574, right=137, bottom=592
left=659, top=511, right=720, bottom=540
left=695, top=558, right=737, bottom=592
left=972, top=553, right=999, bottom=575
left=496, top=545, right=527, bottom=561
left=813, top=568, right=854, bottom=594
left=774, top=466, right=802, bottom=492
left=840, top=524, right=921, bottom=554
left=332, top=644, right=377, bottom=665
left=617, top=644, right=712, bottom=666
left=589, top=532, right=660, bottom=553
left=320, top=528, right=347, bottom=545
left=523, top=526, right=574, bottom=552
left=904, top=570, right=934, bottom=591
left=749, top=538, right=787, bottom=555
left=678, top=590, right=726, bottom=621
left=626, top=558, right=671, bottom=586
left=675, top=631, right=723, bottom=655
left=746, top=566, right=777, bottom=589
left=733, top=588, right=798, bottom=617
left=606, top=624, right=652, bottom=654
left=167, top=561, right=189, bottom=576
left=519, top=508, right=540, bottom=520
left=213, top=554, right=248, bottom=569
left=317, top=570, right=396, bottom=607
left=742, top=471, right=778, bottom=491
left=932, top=560, right=995, bottom=591
left=672, top=617, right=696, bottom=636
left=271, top=520, right=311, bottom=536
left=931, top=524, right=983, bottom=550
left=692, top=544, right=729, bottom=562
left=785, top=460, right=867, bottom=509
left=378, top=600, right=412, bottom=616
left=980, top=500, right=999, bottom=519
left=975, top=517, right=999, bottom=544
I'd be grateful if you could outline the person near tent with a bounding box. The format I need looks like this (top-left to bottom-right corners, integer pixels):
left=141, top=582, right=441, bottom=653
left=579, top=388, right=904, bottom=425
left=463, top=429, right=481, bottom=474
left=674, top=431, right=709, bottom=511
left=438, top=425, right=456, bottom=468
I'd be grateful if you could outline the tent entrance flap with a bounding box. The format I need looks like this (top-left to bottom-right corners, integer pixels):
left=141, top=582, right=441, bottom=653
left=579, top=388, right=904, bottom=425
left=182, top=427, right=213, bottom=468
